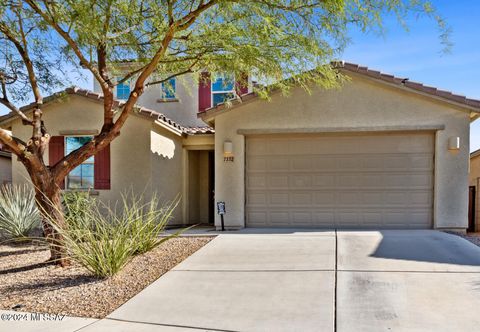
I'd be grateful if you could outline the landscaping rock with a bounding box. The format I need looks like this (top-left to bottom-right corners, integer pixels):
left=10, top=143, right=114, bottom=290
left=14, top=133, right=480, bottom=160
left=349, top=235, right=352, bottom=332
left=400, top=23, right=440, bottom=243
left=0, top=237, right=212, bottom=318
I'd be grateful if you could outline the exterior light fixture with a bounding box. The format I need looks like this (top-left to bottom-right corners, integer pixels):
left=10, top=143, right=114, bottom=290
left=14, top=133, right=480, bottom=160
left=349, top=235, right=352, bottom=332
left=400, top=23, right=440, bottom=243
left=448, top=136, right=460, bottom=151
left=223, top=140, right=234, bottom=162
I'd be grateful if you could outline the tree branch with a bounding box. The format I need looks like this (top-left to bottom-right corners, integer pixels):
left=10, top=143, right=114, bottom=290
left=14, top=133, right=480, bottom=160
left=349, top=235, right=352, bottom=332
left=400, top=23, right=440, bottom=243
left=52, top=0, right=220, bottom=182
left=0, top=129, right=26, bottom=158
left=25, top=0, right=108, bottom=89
left=146, top=58, right=201, bottom=87
left=0, top=99, right=33, bottom=126
left=0, top=8, right=43, bottom=141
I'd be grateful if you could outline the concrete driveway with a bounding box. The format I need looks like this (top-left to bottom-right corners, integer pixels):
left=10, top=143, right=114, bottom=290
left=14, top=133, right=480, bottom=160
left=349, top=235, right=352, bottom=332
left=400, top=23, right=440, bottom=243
left=82, top=230, right=480, bottom=332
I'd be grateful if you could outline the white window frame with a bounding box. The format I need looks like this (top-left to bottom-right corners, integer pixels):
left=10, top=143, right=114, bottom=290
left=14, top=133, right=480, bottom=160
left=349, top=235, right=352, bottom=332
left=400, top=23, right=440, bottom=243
left=160, top=77, right=177, bottom=100
left=116, top=79, right=131, bottom=100
left=65, top=136, right=95, bottom=190
left=211, top=74, right=235, bottom=107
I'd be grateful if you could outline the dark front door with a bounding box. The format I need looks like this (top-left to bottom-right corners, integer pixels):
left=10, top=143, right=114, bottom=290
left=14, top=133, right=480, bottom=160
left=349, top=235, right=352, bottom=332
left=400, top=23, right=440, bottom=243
left=208, top=150, right=215, bottom=224
left=469, top=186, right=476, bottom=232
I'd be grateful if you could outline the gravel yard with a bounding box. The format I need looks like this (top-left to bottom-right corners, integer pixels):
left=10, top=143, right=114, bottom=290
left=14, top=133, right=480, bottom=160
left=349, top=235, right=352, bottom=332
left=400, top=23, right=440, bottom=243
left=0, top=237, right=213, bottom=318
left=451, top=232, right=480, bottom=247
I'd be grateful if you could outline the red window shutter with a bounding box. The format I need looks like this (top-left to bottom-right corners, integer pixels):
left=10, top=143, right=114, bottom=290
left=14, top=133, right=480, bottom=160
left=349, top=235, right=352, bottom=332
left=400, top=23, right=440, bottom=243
left=198, top=72, right=211, bottom=112
left=94, top=144, right=110, bottom=189
left=49, top=136, right=65, bottom=189
left=236, top=73, right=249, bottom=95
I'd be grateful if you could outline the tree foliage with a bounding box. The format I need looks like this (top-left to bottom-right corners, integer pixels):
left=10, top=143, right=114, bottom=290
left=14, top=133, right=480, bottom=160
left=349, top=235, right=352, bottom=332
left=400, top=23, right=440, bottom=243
left=0, top=0, right=448, bottom=265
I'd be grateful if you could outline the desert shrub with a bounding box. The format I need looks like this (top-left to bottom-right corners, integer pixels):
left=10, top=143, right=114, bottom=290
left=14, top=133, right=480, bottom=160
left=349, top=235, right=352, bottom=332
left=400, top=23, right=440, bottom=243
left=63, top=191, right=96, bottom=225
left=121, top=192, right=180, bottom=255
left=62, top=191, right=97, bottom=241
left=0, top=184, right=40, bottom=240
left=62, top=208, right=135, bottom=277
left=49, top=191, right=181, bottom=277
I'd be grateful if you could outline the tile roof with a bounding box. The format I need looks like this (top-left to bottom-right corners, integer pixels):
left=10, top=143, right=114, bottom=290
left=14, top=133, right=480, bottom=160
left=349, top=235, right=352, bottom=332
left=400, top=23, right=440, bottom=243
left=199, top=61, right=480, bottom=120
left=471, top=148, right=480, bottom=159
left=0, top=87, right=214, bottom=136
left=337, top=62, right=480, bottom=110
left=183, top=126, right=216, bottom=135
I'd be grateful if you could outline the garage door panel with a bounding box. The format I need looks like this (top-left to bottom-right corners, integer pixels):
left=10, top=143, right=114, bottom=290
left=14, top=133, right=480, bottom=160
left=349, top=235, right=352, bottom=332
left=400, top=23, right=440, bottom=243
left=247, top=175, right=266, bottom=188
left=312, top=157, right=337, bottom=170
left=289, top=175, right=312, bottom=188
left=269, top=158, right=290, bottom=171
left=269, top=212, right=290, bottom=225
left=268, top=175, right=289, bottom=187
left=314, top=212, right=336, bottom=224
left=314, top=192, right=336, bottom=205
left=270, top=193, right=289, bottom=205
left=247, top=157, right=267, bottom=171
left=292, top=157, right=312, bottom=170
left=290, top=192, right=313, bottom=205
left=246, top=133, right=434, bottom=229
left=313, top=175, right=336, bottom=186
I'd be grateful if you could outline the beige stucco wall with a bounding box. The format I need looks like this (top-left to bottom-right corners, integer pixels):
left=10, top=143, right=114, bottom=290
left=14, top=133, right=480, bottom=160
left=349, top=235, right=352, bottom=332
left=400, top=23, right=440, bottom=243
left=150, top=125, right=185, bottom=224
left=93, top=74, right=204, bottom=127
left=213, top=73, right=471, bottom=230
left=9, top=95, right=185, bottom=223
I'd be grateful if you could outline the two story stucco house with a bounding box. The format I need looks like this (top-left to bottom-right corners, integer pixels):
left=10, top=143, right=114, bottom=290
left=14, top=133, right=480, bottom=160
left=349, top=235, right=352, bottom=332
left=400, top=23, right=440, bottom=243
left=2, top=62, right=479, bottom=230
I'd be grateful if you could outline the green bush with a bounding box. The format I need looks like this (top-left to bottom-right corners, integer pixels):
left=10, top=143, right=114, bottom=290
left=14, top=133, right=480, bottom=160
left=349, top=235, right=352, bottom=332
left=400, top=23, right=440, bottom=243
left=50, top=191, right=180, bottom=277
left=0, top=184, right=40, bottom=240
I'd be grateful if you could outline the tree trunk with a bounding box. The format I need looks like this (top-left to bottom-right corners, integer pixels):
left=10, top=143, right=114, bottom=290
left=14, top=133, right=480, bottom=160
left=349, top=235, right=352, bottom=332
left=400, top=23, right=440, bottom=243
left=32, top=178, right=70, bottom=267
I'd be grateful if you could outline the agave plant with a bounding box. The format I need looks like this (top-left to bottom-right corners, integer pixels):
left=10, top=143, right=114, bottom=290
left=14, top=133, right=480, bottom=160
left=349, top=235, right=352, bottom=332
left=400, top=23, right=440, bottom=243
left=0, top=184, right=41, bottom=240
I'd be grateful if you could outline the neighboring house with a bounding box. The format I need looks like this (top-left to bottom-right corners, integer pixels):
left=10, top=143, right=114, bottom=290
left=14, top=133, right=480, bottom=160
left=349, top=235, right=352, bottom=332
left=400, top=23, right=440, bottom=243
left=2, top=62, right=479, bottom=230
left=200, top=62, right=480, bottom=231
left=469, top=149, right=480, bottom=231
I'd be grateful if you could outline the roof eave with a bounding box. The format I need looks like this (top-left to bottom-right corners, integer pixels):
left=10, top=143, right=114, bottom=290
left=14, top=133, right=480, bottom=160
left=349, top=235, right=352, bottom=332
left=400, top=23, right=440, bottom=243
left=339, top=68, right=480, bottom=114
left=198, top=62, right=480, bottom=121
left=471, top=149, right=480, bottom=159
left=152, top=119, right=184, bottom=137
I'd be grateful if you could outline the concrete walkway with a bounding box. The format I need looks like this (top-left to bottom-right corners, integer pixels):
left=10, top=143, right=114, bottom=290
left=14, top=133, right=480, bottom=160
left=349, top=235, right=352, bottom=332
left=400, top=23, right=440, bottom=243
left=21, top=229, right=480, bottom=331
left=80, top=229, right=480, bottom=331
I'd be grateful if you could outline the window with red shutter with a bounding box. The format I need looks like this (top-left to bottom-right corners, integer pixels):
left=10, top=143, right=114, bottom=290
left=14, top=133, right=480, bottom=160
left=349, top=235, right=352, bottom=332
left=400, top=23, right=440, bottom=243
left=236, top=73, right=249, bottom=95
left=198, top=72, right=211, bottom=112
left=94, top=144, right=110, bottom=190
left=49, top=136, right=65, bottom=189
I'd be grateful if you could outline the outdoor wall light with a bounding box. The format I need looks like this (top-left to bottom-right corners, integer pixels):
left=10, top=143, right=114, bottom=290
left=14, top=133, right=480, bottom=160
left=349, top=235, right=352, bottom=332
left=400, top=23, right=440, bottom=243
left=448, top=136, right=460, bottom=151
left=223, top=140, right=234, bottom=162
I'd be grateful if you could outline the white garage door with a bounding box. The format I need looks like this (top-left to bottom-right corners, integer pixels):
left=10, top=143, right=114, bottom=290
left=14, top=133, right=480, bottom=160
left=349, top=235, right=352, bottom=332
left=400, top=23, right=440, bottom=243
left=246, top=132, right=434, bottom=229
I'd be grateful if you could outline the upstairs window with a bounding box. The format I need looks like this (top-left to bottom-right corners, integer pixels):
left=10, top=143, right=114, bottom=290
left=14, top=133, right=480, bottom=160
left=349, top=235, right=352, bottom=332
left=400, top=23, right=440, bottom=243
left=116, top=80, right=130, bottom=100
left=65, top=136, right=94, bottom=189
left=211, top=74, right=235, bottom=107
left=161, top=78, right=176, bottom=99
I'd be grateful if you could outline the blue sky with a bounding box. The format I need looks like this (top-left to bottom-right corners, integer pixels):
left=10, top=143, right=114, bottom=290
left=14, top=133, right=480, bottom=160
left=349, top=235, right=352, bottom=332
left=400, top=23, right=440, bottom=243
left=2, top=1, right=479, bottom=150
left=341, top=1, right=480, bottom=151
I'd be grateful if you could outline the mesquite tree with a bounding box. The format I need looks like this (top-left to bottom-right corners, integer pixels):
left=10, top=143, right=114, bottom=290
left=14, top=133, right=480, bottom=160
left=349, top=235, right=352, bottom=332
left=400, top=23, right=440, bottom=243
left=0, top=0, right=447, bottom=265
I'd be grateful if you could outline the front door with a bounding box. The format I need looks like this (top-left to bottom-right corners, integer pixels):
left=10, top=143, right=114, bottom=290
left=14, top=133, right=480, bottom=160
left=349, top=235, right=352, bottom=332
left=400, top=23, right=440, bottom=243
left=208, top=150, right=215, bottom=224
